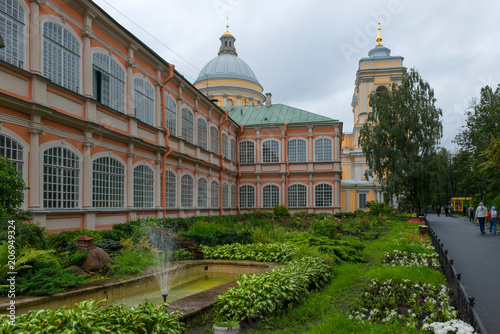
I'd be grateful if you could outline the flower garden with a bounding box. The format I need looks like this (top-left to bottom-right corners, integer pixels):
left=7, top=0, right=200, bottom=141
left=0, top=204, right=477, bottom=334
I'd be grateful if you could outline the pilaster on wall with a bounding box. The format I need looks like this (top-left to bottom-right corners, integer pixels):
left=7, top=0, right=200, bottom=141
left=29, top=0, right=42, bottom=74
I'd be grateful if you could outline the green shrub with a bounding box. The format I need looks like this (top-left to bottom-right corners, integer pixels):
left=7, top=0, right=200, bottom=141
left=17, top=267, right=85, bottom=295
left=273, top=204, right=291, bottom=217
left=110, top=247, right=159, bottom=275
left=366, top=201, right=395, bottom=216
left=94, top=238, right=123, bottom=255
left=181, top=228, right=252, bottom=247
left=0, top=299, right=185, bottom=333
left=62, top=251, right=89, bottom=267
left=310, top=219, right=343, bottom=239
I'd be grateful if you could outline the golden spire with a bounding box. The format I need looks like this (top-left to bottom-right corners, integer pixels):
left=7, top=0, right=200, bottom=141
left=223, top=16, right=231, bottom=35
left=376, top=21, right=383, bottom=46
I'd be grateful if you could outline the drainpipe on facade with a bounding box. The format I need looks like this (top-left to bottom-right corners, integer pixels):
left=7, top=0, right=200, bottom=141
left=284, top=123, right=289, bottom=208
left=161, top=64, right=175, bottom=218
left=219, top=111, right=229, bottom=216
left=237, top=125, right=244, bottom=214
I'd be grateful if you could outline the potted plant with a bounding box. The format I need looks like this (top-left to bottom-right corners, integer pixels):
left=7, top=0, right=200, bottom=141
left=213, top=318, right=240, bottom=334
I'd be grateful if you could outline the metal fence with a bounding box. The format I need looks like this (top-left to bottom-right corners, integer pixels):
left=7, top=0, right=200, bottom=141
left=426, top=221, right=487, bottom=334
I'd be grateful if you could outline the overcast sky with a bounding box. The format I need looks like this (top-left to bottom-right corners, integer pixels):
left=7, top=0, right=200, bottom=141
left=92, top=0, right=499, bottom=151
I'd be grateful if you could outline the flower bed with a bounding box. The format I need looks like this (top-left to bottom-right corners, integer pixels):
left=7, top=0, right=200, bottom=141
left=383, top=250, right=440, bottom=269
left=350, top=278, right=456, bottom=328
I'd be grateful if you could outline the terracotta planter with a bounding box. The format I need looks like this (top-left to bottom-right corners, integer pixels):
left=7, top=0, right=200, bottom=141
left=213, top=323, right=240, bottom=334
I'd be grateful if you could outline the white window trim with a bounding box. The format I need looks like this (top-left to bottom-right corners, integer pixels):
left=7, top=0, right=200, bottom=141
left=262, top=183, right=280, bottom=208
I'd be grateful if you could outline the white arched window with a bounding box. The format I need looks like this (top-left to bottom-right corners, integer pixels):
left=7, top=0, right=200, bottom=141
left=92, top=156, right=125, bottom=208
left=314, top=138, right=333, bottom=162
left=181, top=108, right=194, bottom=143
left=197, top=177, right=207, bottom=208
left=239, top=185, right=255, bottom=208
left=288, top=138, right=307, bottom=162
left=0, top=0, right=25, bottom=68
left=315, top=183, right=333, bottom=207
left=239, top=140, right=254, bottom=164
left=165, top=96, right=176, bottom=136
left=230, top=138, right=236, bottom=161
left=43, top=147, right=80, bottom=209
left=0, top=133, right=24, bottom=174
left=222, top=133, right=228, bottom=158
left=133, top=164, right=154, bottom=208
left=262, top=140, right=279, bottom=163
left=288, top=184, right=307, bottom=207
left=181, top=174, right=193, bottom=207
left=223, top=182, right=229, bottom=208
left=231, top=184, right=237, bottom=208
left=262, top=184, right=280, bottom=208
left=197, top=117, right=208, bottom=150
left=42, top=21, right=81, bottom=92
left=134, top=78, right=155, bottom=126
left=92, top=52, right=125, bottom=113
left=210, top=126, right=219, bottom=155
left=165, top=170, right=176, bottom=208
left=211, top=180, right=219, bottom=208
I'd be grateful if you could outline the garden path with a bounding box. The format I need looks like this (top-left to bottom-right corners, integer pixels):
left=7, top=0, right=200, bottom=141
left=427, top=213, right=500, bottom=334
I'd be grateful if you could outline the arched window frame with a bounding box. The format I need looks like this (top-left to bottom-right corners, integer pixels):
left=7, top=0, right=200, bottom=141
left=262, top=139, right=280, bottom=163
left=42, top=20, right=81, bottom=93
left=0, top=0, right=27, bottom=68
left=314, top=137, right=333, bottom=162
left=210, top=179, right=219, bottom=208
left=134, top=77, right=155, bottom=126
left=239, top=140, right=255, bottom=164
left=92, top=155, right=125, bottom=208
left=0, top=132, right=25, bottom=176
left=180, top=173, right=194, bottom=207
left=222, top=182, right=229, bottom=208
left=288, top=183, right=307, bottom=208
left=181, top=107, right=194, bottom=144
left=165, top=95, right=177, bottom=136
left=239, top=184, right=255, bottom=208
left=133, top=163, right=154, bottom=208
left=222, top=133, right=228, bottom=158
left=197, top=117, right=208, bottom=150
left=314, top=182, right=333, bottom=207
left=230, top=138, right=236, bottom=162
left=231, top=183, right=237, bottom=208
left=42, top=146, right=81, bottom=209
left=210, top=126, right=219, bottom=155
left=262, top=183, right=280, bottom=208
left=197, top=177, right=208, bottom=208
left=165, top=168, right=176, bottom=208
left=92, top=51, right=126, bottom=113
left=288, top=138, right=307, bottom=163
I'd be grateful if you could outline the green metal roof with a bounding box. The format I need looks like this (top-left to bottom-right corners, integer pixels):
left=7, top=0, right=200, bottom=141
left=227, top=104, right=339, bottom=127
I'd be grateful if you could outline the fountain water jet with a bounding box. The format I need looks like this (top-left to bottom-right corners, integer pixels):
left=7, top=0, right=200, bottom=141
left=149, top=227, right=179, bottom=303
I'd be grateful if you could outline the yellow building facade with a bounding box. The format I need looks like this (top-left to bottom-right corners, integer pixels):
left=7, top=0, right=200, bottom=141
left=340, top=25, right=405, bottom=211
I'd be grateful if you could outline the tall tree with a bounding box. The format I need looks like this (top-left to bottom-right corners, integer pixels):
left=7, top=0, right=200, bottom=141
left=455, top=85, right=500, bottom=198
left=360, top=68, right=443, bottom=214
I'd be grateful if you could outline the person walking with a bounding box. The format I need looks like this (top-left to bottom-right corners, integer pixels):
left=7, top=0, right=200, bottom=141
left=436, top=205, right=441, bottom=217
left=476, top=202, right=488, bottom=235
left=488, top=206, right=498, bottom=235
left=468, top=205, right=475, bottom=222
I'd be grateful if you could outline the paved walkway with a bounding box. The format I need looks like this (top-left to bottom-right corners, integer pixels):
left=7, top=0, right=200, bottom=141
left=426, top=213, right=500, bottom=333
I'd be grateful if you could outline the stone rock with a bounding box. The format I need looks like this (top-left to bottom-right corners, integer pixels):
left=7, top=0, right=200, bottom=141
left=66, top=265, right=87, bottom=276
left=81, top=247, right=112, bottom=272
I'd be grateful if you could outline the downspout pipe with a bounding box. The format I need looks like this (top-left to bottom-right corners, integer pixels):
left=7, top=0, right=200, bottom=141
left=236, top=125, right=243, bottom=214
left=161, top=64, right=175, bottom=218
left=219, top=111, right=229, bottom=216
left=284, top=123, right=289, bottom=209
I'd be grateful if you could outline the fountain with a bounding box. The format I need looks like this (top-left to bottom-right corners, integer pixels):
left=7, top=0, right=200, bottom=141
left=148, top=227, right=179, bottom=303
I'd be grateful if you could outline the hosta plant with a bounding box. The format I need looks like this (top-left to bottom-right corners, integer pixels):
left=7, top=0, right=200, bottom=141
left=0, top=299, right=185, bottom=334
left=214, top=256, right=332, bottom=322
left=203, top=243, right=298, bottom=263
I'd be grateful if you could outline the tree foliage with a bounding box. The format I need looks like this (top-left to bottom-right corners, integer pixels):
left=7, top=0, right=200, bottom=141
left=0, top=155, right=27, bottom=218
left=360, top=68, right=443, bottom=214
left=455, top=85, right=500, bottom=199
